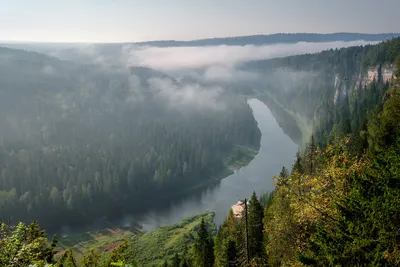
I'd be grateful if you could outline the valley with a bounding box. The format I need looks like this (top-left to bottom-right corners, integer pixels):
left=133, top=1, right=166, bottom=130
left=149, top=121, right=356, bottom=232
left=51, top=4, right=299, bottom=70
left=0, top=24, right=399, bottom=265
left=53, top=98, right=298, bottom=266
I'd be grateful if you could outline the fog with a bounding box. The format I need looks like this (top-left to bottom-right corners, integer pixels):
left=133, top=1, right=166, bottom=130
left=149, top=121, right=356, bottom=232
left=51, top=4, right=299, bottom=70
left=126, top=40, right=377, bottom=70
left=48, top=40, right=378, bottom=97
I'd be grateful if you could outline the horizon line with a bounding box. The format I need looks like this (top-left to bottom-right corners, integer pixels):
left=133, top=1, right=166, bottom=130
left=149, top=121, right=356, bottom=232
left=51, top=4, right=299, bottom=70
left=1, top=32, right=399, bottom=45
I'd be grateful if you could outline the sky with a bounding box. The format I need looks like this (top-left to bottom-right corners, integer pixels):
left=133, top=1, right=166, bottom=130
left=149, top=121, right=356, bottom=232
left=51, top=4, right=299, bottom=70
left=1, top=0, right=399, bottom=43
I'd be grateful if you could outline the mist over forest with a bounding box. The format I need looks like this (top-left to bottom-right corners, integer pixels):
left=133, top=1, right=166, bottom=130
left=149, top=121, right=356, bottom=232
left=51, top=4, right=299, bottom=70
left=1, top=29, right=400, bottom=266
left=0, top=33, right=397, bottom=230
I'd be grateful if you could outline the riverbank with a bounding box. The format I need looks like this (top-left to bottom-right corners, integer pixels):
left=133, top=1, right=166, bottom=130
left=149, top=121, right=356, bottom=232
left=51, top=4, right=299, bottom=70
left=55, top=144, right=259, bottom=256
left=56, top=212, right=215, bottom=266
left=177, top=144, right=260, bottom=196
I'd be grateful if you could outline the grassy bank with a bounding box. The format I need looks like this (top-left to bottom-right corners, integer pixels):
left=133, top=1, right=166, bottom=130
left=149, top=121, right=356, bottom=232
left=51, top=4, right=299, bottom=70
left=56, top=212, right=214, bottom=266
left=132, top=212, right=214, bottom=266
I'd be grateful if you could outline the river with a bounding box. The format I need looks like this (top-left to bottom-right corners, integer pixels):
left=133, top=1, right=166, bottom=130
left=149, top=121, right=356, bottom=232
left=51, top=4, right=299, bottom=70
left=59, top=98, right=298, bottom=236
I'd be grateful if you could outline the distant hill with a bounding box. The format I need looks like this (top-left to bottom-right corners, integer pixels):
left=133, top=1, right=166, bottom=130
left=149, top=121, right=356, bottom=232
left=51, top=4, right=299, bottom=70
left=133, top=33, right=400, bottom=47
left=2, top=33, right=400, bottom=52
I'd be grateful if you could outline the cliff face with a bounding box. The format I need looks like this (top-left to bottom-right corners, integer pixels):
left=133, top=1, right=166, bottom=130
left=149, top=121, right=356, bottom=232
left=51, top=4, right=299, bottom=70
left=367, top=64, right=395, bottom=83
left=334, top=74, right=349, bottom=105
left=335, top=64, right=396, bottom=104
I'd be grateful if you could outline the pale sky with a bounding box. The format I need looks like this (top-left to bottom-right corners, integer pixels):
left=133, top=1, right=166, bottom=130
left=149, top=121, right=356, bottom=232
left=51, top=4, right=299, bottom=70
left=1, top=0, right=399, bottom=43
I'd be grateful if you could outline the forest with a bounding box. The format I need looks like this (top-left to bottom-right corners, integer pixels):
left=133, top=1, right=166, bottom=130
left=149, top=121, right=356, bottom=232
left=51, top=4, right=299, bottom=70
left=1, top=36, right=400, bottom=266
left=0, top=48, right=261, bottom=232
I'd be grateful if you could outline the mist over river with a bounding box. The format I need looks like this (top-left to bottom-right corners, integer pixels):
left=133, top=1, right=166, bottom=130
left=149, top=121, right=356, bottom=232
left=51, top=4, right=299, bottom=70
left=59, top=98, right=298, bottom=236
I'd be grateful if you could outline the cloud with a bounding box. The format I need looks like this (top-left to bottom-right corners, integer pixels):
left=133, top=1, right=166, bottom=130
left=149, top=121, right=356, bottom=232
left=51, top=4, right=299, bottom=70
left=47, top=40, right=380, bottom=111
left=42, top=65, right=55, bottom=74
left=202, top=65, right=259, bottom=82
left=124, top=40, right=378, bottom=71
left=147, top=77, right=226, bottom=111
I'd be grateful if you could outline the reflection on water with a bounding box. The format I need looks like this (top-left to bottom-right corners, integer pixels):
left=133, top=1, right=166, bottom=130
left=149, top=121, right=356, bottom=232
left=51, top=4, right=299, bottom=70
left=59, top=99, right=298, bottom=236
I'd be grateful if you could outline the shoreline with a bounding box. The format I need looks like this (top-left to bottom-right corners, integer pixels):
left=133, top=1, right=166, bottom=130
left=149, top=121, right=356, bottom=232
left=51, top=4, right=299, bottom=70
left=56, top=143, right=261, bottom=252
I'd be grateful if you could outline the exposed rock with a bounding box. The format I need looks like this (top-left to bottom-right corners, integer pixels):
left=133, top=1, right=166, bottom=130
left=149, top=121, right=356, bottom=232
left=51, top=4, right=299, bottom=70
left=231, top=200, right=245, bottom=218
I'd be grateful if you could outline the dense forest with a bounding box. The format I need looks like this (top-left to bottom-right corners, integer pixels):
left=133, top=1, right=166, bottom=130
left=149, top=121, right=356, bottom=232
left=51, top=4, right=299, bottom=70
left=147, top=38, right=400, bottom=266
left=0, top=47, right=261, bottom=231
left=242, top=38, right=400, bottom=144
left=1, top=36, right=400, bottom=266
left=210, top=38, right=400, bottom=266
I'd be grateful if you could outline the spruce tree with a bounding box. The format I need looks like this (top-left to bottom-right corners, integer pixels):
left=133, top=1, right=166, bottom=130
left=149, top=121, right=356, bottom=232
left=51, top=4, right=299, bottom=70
left=292, top=150, right=304, bottom=174
left=247, top=192, right=264, bottom=262
left=193, top=219, right=214, bottom=267
left=225, top=238, right=237, bottom=267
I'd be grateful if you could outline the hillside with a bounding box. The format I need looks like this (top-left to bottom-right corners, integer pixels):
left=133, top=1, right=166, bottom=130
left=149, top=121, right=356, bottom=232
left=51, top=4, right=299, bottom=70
left=134, top=33, right=400, bottom=47
left=0, top=46, right=261, bottom=233
left=1, top=39, right=400, bottom=266
left=241, top=37, right=400, bottom=146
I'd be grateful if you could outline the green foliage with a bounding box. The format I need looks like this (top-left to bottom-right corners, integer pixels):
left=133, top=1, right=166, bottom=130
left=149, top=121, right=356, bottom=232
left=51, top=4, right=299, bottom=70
left=0, top=221, right=57, bottom=266
left=214, top=210, right=241, bottom=267
left=171, top=253, right=181, bottom=267
left=263, top=73, right=400, bottom=265
left=104, top=240, right=137, bottom=267
left=2, top=28, right=400, bottom=267
left=81, top=249, right=101, bottom=266
left=62, top=249, right=78, bottom=267
left=192, top=218, right=215, bottom=267
left=131, top=212, right=214, bottom=266
left=247, top=192, right=264, bottom=262
left=396, top=55, right=400, bottom=77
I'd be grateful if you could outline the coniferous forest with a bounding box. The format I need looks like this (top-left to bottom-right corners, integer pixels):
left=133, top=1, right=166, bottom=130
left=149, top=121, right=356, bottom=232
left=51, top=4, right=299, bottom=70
left=0, top=49, right=261, bottom=232
left=1, top=36, right=400, bottom=266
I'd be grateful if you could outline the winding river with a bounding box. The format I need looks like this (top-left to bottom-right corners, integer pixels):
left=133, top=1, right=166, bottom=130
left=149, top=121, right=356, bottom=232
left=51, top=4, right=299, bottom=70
left=59, top=98, right=298, bottom=236
left=121, top=98, right=298, bottom=231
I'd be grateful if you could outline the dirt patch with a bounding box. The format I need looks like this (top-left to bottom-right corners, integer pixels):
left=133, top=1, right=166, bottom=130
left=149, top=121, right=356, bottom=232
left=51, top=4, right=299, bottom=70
left=101, top=240, right=123, bottom=252
left=55, top=249, right=67, bottom=257
left=107, top=228, right=124, bottom=235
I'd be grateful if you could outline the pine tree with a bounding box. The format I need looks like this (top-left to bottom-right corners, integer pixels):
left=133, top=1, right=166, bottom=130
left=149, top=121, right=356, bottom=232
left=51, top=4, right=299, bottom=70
left=63, top=249, right=78, bottom=267
left=225, top=238, right=237, bottom=267
left=193, top=219, right=214, bottom=267
left=292, top=150, right=304, bottom=174
left=277, top=166, right=288, bottom=186
left=305, top=135, right=317, bottom=174
left=247, top=192, right=264, bottom=262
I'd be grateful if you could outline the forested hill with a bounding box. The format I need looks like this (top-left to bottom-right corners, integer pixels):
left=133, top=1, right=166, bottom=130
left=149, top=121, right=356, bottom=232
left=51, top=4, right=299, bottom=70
left=211, top=38, right=400, bottom=266
left=242, top=37, right=400, bottom=146
left=0, top=46, right=261, bottom=233
left=1, top=40, right=400, bottom=266
left=133, top=33, right=400, bottom=47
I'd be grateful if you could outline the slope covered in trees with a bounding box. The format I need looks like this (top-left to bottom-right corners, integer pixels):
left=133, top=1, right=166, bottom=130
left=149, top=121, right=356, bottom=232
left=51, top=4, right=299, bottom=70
left=191, top=38, right=400, bottom=267
left=0, top=47, right=261, bottom=232
left=243, top=37, right=400, bottom=145
left=1, top=38, right=400, bottom=266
